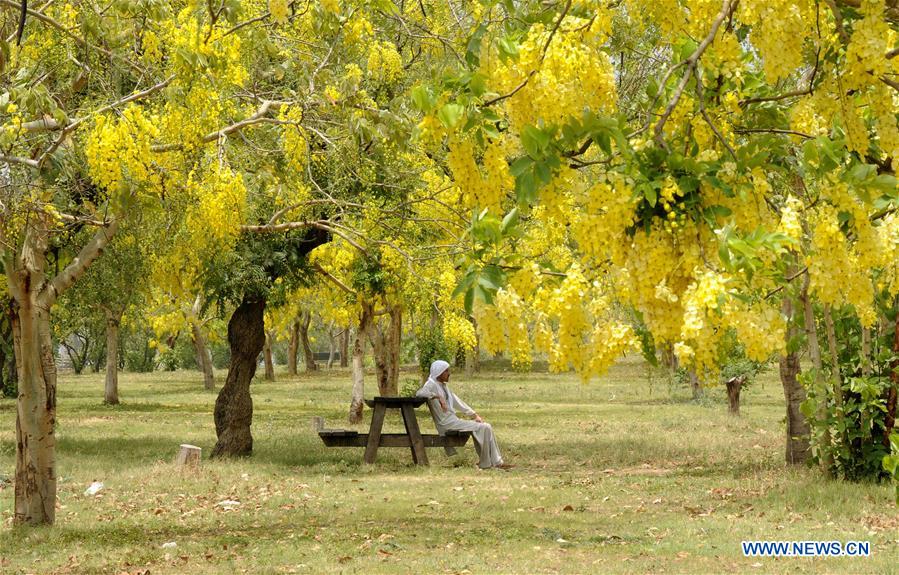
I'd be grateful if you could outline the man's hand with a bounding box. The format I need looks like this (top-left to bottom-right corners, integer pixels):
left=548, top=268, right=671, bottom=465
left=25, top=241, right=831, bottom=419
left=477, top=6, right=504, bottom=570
left=473, top=414, right=484, bottom=423
left=437, top=397, right=448, bottom=412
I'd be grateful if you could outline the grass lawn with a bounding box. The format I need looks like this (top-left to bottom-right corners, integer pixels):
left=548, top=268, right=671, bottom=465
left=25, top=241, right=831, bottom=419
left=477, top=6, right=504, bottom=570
left=0, top=357, right=896, bottom=574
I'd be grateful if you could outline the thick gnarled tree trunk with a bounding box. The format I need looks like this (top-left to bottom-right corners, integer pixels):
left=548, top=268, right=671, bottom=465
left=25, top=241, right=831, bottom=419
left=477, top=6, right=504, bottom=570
left=212, top=297, right=266, bottom=458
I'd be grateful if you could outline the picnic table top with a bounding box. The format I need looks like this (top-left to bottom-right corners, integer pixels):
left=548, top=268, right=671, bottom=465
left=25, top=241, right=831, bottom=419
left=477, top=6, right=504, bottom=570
left=364, top=396, right=428, bottom=408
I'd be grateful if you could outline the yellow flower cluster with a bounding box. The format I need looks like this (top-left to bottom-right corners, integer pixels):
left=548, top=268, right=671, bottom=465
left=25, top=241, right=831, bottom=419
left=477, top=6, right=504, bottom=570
left=141, top=30, right=163, bottom=64
left=443, top=314, right=478, bottom=354
left=494, top=289, right=532, bottom=369
left=489, top=15, right=617, bottom=130
left=367, top=41, right=403, bottom=84
left=446, top=138, right=509, bottom=213
left=546, top=268, right=591, bottom=375
left=705, top=31, right=743, bottom=83
left=738, top=0, right=813, bottom=82
left=160, top=83, right=230, bottom=151
left=622, top=225, right=696, bottom=343
left=844, top=0, right=890, bottom=91
left=570, top=176, right=637, bottom=265
left=85, top=104, right=160, bottom=198
left=509, top=263, right=540, bottom=296
left=807, top=205, right=876, bottom=325
left=167, top=7, right=247, bottom=86
left=729, top=303, right=786, bottom=362
left=627, top=0, right=685, bottom=41
left=474, top=302, right=506, bottom=356
left=871, top=84, right=899, bottom=172
left=778, top=196, right=803, bottom=244
left=586, top=321, right=638, bottom=381
left=270, top=0, right=289, bottom=24
left=789, top=98, right=827, bottom=139
left=320, top=0, right=340, bottom=14
left=184, top=165, right=247, bottom=258
left=677, top=268, right=730, bottom=371
left=279, top=106, right=308, bottom=175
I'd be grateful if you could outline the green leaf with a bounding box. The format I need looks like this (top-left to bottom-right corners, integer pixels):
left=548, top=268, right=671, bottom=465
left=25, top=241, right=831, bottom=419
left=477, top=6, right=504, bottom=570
left=465, top=23, right=488, bottom=67
left=509, top=156, right=533, bottom=176
left=411, top=85, right=436, bottom=113
left=515, top=170, right=537, bottom=204
left=437, top=103, right=464, bottom=128
left=501, top=208, right=519, bottom=234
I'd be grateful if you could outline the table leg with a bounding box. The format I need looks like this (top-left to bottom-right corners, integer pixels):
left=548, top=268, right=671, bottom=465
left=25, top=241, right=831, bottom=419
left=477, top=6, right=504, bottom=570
left=364, top=403, right=387, bottom=464
left=401, top=404, right=429, bottom=466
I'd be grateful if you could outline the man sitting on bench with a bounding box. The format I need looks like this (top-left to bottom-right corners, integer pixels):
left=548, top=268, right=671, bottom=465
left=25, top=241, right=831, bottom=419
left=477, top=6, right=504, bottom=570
left=416, top=360, right=511, bottom=470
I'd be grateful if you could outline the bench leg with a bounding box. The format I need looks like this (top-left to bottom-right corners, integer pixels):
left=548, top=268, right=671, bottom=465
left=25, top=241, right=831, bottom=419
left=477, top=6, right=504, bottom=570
left=363, top=403, right=387, bottom=464
left=400, top=404, right=429, bottom=466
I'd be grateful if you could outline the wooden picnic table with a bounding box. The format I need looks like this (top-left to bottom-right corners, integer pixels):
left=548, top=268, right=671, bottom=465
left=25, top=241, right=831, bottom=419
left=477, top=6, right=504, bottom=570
left=317, top=396, right=470, bottom=466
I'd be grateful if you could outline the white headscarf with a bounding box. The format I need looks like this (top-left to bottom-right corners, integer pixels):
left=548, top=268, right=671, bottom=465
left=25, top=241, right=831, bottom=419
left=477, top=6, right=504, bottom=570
left=428, top=360, right=450, bottom=383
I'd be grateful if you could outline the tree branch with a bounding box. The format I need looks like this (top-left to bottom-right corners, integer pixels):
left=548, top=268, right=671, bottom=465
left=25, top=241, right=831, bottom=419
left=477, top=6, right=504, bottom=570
left=43, top=219, right=119, bottom=306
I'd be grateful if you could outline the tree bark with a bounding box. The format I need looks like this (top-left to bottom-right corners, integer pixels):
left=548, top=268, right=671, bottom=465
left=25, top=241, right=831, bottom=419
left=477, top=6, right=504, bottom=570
left=190, top=320, right=215, bottom=390
left=11, top=295, right=58, bottom=525
left=211, top=297, right=266, bottom=458
left=339, top=328, right=349, bottom=368
left=263, top=330, right=275, bottom=382
left=103, top=308, right=123, bottom=405
left=327, top=326, right=336, bottom=369
left=780, top=297, right=810, bottom=464
left=366, top=303, right=401, bottom=396
left=725, top=376, right=744, bottom=415
left=884, top=303, right=899, bottom=450
left=299, top=310, right=317, bottom=372
left=348, top=307, right=372, bottom=424
left=689, top=369, right=702, bottom=400
left=287, top=320, right=300, bottom=376
left=6, top=210, right=118, bottom=526
left=801, top=274, right=833, bottom=477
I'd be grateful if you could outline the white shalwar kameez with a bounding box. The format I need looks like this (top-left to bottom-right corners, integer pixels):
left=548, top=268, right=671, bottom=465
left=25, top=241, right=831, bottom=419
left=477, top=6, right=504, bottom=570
left=416, top=360, right=504, bottom=469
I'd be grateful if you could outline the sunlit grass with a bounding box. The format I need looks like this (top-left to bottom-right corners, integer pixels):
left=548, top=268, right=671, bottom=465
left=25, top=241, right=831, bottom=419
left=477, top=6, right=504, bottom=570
left=0, top=358, right=896, bottom=574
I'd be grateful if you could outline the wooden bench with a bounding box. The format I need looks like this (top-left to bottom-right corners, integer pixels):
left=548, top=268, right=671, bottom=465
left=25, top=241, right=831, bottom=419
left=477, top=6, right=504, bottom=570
left=316, top=396, right=472, bottom=465
left=318, top=428, right=471, bottom=448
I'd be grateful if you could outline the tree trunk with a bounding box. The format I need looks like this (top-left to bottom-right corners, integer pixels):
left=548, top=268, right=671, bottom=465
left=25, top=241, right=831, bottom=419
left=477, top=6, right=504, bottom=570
left=287, top=320, right=300, bottom=376
left=263, top=331, right=275, bottom=382
left=6, top=211, right=118, bottom=526
left=388, top=306, right=402, bottom=390
left=327, top=327, right=336, bottom=369
left=366, top=303, right=401, bottom=396
left=104, top=308, right=122, bottom=405
left=299, top=311, right=317, bottom=372
left=780, top=297, right=810, bottom=465
left=725, top=376, right=744, bottom=415
left=339, top=328, right=349, bottom=368
left=884, top=303, right=899, bottom=450
left=190, top=320, right=215, bottom=390
left=91, top=342, right=103, bottom=373
left=211, top=297, right=266, bottom=458
left=689, top=369, right=702, bottom=400
left=11, top=296, right=57, bottom=525
left=348, top=307, right=372, bottom=424
left=801, top=274, right=833, bottom=477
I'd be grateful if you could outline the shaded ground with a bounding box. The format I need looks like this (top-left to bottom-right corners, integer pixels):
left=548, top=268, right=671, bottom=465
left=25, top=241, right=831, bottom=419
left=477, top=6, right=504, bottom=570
left=0, top=357, right=896, bottom=574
